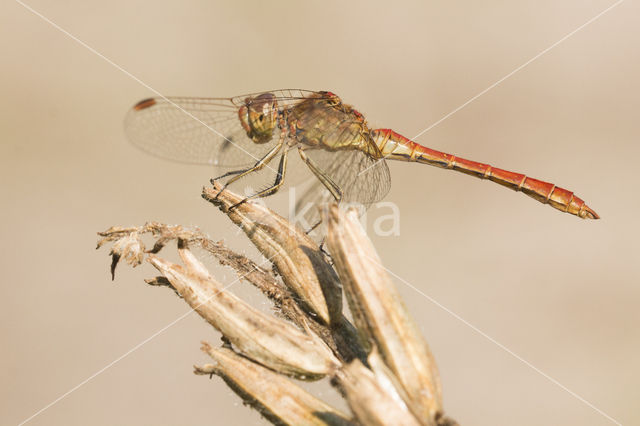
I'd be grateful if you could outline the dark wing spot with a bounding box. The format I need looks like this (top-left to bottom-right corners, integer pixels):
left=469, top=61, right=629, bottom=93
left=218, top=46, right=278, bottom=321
left=133, top=98, right=156, bottom=111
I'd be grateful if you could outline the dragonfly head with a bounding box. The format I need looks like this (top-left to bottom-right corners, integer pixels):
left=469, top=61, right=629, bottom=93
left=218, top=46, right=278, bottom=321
left=239, top=93, right=279, bottom=144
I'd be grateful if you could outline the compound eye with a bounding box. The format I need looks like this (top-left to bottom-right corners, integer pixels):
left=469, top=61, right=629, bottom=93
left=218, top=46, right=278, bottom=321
left=253, top=93, right=276, bottom=108
left=242, top=92, right=278, bottom=144
left=255, top=92, right=275, bottom=101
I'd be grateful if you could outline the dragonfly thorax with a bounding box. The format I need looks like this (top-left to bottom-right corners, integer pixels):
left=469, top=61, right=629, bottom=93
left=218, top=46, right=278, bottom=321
left=238, top=93, right=279, bottom=144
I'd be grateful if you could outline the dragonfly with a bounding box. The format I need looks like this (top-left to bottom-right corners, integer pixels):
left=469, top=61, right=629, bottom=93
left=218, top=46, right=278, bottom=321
left=124, top=89, right=599, bottom=222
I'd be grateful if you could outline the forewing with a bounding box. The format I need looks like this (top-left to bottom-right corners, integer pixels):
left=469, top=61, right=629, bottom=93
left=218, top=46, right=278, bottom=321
left=123, top=90, right=322, bottom=168
left=230, top=89, right=321, bottom=107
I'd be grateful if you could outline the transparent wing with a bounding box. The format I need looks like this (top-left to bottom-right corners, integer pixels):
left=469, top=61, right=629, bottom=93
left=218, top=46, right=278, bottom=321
left=294, top=145, right=391, bottom=227
left=123, top=90, right=321, bottom=168
left=230, top=89, right=321, bottom=107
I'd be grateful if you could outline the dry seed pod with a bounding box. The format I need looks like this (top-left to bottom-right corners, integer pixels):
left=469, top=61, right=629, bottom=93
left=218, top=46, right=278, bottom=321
left=196, top=344, right=354, bottom=426
left=326, top=204, right=443, bottom=422
left=188, top=231, right=366, bottom=363
left=334, top=357, right=423, bottom=426
left=203, top=183, right=342, bottom=326
left=148, top=253, right=339, bottom=379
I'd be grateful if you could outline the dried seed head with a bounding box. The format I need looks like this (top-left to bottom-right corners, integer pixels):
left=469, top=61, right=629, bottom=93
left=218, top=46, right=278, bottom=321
left=97, top=185, right=455, bottom=425
left=148, top=253, right=340, bottom=379
left=326, top=204, right=443, bottom=421
left=197, top=344, right=354, bottom=425
left=105, top=231, right=145, bottom=279
left=203, top=183, right=342, bottom=326
left=334, top=356, right=423, bottom=426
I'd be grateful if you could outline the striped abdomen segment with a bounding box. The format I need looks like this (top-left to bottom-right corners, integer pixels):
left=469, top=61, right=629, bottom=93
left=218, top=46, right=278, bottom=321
left=371, top=129, right=599, bottom=219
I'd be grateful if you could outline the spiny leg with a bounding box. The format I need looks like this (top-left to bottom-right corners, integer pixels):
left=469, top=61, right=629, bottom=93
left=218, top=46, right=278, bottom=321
left=212, top=167, right=247, bottom=182
left=298, top=147, right=343, bottom=203
left=305, top=220, right=322, bottom=235
left=297, top=146, right=344, bottom=239
left=212, top=131, right=286, bottom=199
left=230, top=147, right=289, bottom=210
left=301, top=216, right=332, bottom=264
left=318, top=238, right=334, bottom=265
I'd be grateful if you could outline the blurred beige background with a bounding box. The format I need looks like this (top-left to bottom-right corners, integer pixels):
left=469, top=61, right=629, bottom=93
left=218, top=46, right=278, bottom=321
left=2, top=1, right=638, bottom=425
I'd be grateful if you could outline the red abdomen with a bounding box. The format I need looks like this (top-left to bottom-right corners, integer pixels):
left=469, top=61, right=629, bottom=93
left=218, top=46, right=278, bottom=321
left=371, top=129, right=599, bottom=219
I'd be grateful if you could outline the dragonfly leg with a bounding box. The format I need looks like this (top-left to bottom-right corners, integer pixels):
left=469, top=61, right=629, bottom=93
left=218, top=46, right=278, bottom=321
left=297, top=147, right=344, bottom=236
left=297, top=147, right=343, bottom=203
left=212, top=132, right=286, bottom=199
left=212, top=168, right=246, bottom=181
left=230, top=148, right=288, bottom=210
left=318, top=239, right=334, bottom=265
left=305, top=220, right=322, bottom=235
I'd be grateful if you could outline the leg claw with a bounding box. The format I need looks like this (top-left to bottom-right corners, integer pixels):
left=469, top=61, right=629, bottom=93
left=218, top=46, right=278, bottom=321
left=212, top=183, right=228, bottom=201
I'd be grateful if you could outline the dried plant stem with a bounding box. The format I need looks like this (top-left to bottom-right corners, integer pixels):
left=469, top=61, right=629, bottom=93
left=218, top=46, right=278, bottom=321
left=97, top=182, right=457, bottom=425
